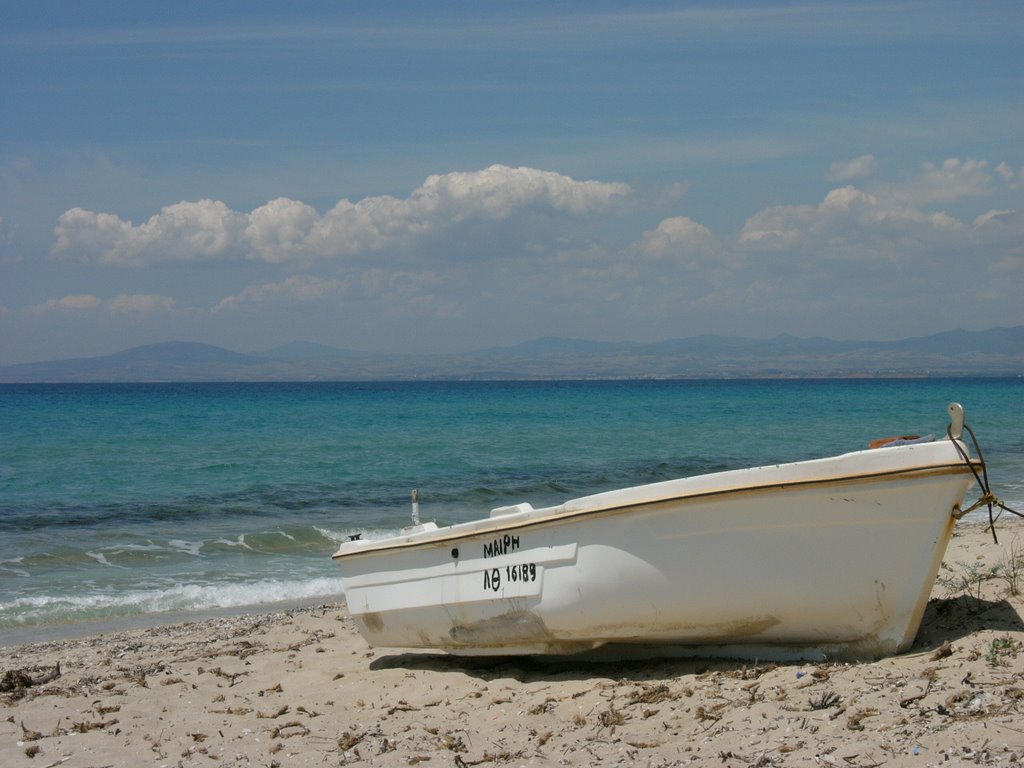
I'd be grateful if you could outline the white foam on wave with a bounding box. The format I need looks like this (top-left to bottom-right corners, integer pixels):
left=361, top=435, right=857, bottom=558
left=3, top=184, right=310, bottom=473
left=85, top=551, right=127, bottom=569
left=314, top=525, right=402, bottom=544
left=168, top=539, right=204, bottom=556
left=214, top=534, right=253, bottom=550
left=106, top=542, right=165, bottom=552
left=0, top=576, right=346, bottom=626
left=0, top=557, right=28, bottom=576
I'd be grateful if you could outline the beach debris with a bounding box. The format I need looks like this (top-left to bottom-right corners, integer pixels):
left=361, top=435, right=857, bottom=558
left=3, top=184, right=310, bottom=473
left=597, top=704, right=626, bottom=727
left=731, top=663, right=779, bottom=680
left=257, top=704, right=290, bottom=718
left=795, top=667, right=831, bottom=690
left=20, top=721, right=44, bottom=741
left=338, top=731, right=365, bottom=750
left=454, top=750, right=523, bottom=765
left=200, top=665, right=250, bottom=686
left=898, top=677, right=932, bottom=707
left=626, top=738, right=663, bottom=750
left=696, top=702, right=728, bottom=722
left=1, top=663, right=61, bottom=695
left=441, top=732, right=467, bottom=752
left=270, top=720, right=309, bottom=738
left=846, top=708, right=878, bottom=731
left=208, top=705, right=253, bottom=715
left=387, top=699, right=420, bottom=715
left=627, top=683, right=677, bottom=705
left=230, top=639, right=263, bottom=659
left=808, top=690, right=842, bottom=710
left=71, top=717, right=119, bottom=733
left=527, top=696, right=557, bottom=714
left=930, top=639, right=954, bottom=660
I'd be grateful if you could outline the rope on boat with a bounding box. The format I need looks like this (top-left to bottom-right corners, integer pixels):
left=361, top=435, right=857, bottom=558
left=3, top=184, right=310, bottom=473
left=949, top=420, right=1023, bottom=544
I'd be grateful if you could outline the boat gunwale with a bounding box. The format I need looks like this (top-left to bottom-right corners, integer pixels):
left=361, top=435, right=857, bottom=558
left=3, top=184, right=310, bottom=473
left=332, top=451, right=978, bottom=562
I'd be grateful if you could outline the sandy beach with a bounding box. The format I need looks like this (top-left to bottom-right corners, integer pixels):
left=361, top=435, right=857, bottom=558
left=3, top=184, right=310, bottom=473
left=2, top=520, right=1022, bottom=767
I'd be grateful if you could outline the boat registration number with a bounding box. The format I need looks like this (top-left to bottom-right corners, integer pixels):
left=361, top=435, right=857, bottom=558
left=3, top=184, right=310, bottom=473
left=483, top=563, right=538, bottom=592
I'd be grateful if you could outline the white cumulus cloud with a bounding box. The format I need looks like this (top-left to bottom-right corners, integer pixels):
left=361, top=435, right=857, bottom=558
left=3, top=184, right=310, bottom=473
left=53, top=165, right=631, bottom=266
left=419, top=164, right=629, bottom=218
left=54, top=200, right=246, bottom=266
left=882, top=158, right=994, bottom=207
left=995, top=161, right=1023, bottom=188
left=637, top=216, right=723, bottom=270
left=244, top=198, right=320, bottom=263
left=739, top=172, right=1018, bottom=266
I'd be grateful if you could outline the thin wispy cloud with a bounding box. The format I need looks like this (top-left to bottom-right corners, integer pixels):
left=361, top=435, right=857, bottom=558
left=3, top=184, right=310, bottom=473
left=828, top=155, right=876, bottom=182
left=7, top=3, right=1013, bottom=53
left=213, top=275, right=349, bottom=313
left=30, top=293, right=175, bottom=316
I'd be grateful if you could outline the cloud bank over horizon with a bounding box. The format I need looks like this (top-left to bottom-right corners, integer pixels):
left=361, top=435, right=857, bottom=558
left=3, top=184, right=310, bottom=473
left=20, top=155, right=1021, bottom=360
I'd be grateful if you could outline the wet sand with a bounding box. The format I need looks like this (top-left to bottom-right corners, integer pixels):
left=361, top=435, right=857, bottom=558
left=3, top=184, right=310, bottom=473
left=2, top=520, right=1023, bottom=767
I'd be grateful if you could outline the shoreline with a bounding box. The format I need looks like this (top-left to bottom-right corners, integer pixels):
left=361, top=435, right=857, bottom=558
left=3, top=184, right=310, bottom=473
left=0, top=594, right=346, bottom=650
left=2, top=520, right=1022, bottom=767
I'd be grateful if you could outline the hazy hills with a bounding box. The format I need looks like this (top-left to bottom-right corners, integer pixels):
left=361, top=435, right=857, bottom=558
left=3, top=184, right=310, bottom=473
left=1, top=327, right=1022, bottom=382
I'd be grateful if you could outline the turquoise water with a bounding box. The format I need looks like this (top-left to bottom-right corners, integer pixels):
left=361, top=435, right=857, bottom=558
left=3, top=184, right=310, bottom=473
left=2, top=379, right=1022, bottom=641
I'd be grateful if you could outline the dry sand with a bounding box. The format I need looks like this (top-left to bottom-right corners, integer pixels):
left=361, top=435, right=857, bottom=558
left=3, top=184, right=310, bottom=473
left=2, top=520, right=1023, bottom=767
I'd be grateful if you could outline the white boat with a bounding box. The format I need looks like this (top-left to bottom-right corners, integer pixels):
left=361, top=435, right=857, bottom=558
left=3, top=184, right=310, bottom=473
left=332, top=403, right=980, bottom=660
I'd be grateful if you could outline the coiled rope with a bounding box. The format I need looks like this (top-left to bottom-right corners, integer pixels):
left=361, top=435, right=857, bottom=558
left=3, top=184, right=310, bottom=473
left=948, top=421, right=1023, bottom=544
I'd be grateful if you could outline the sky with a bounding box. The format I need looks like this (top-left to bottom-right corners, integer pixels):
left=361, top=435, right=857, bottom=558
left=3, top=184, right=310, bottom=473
left=1, top=1, right=1021, bottom=365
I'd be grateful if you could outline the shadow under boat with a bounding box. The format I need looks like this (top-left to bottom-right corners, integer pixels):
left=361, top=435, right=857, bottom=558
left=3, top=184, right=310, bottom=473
left=368, top=595, right=1023, bottom=682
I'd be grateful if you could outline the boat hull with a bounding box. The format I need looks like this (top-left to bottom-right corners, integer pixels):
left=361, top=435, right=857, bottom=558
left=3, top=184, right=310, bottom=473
left=333, top=439, right=976, bottom=659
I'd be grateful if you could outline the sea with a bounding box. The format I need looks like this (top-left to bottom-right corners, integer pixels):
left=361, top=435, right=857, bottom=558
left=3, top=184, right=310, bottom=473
left=2, top=378, right=1022, bottom=646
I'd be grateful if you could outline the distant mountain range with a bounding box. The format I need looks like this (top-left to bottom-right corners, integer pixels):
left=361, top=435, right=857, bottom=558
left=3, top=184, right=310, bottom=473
left=1, top=327, right=1022, bottom=382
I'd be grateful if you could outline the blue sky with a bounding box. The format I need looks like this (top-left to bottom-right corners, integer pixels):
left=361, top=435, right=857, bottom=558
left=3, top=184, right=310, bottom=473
left=1, top=1, right=1021, bottom=364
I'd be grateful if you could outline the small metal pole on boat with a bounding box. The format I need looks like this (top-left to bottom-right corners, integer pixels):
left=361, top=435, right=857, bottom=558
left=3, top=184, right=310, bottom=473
left=411, top=489, right=420, bottom=526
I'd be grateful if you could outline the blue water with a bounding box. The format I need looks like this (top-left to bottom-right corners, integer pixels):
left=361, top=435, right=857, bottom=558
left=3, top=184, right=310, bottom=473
left=2, top=379, right=1022, bottom=642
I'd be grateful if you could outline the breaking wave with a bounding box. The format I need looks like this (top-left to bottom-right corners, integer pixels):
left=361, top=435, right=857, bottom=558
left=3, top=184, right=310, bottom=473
left=0, top=576, right=345, bottom=629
